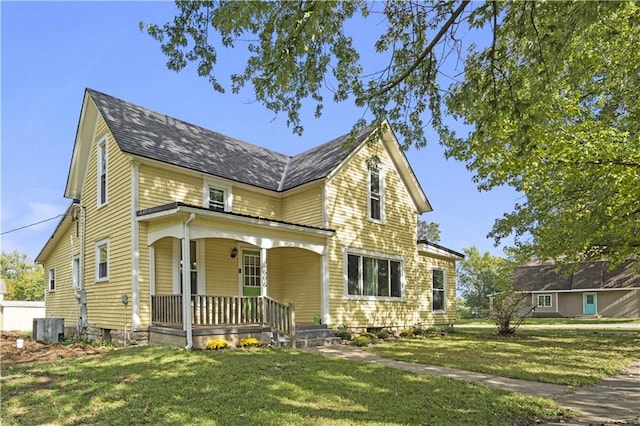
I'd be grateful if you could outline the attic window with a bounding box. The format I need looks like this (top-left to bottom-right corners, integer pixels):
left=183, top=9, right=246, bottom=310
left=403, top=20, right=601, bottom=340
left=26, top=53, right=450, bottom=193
left=97, top=137, right=108, bottom=207
left=209, top=187, right=225, bottom=211
left=368, top=166, right=384, bottom=222
left=203, top=180, right=232, bottom=212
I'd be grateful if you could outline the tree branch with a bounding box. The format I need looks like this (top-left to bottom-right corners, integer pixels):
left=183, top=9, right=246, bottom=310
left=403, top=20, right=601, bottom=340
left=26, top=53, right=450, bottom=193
left=374, top=0, right=471, bottom=97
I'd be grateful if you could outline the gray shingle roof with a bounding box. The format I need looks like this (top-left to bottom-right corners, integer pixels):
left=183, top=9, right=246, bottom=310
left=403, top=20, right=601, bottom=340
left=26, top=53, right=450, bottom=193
left=87, top=89, right=374, bottom=191
left=514, top=260, right=640, bottom=291
left=283, top=125, right=374, bottom=190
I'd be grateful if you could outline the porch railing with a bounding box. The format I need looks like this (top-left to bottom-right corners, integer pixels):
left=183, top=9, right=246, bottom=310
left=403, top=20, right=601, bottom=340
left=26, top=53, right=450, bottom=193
left=151, top=295, right=296, bottom=345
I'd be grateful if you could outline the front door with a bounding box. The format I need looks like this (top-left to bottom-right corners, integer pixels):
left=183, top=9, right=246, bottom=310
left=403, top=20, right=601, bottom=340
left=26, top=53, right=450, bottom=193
left=242, top=250, right=261, bottom=297
left=583, top=292, right=597, bottom=315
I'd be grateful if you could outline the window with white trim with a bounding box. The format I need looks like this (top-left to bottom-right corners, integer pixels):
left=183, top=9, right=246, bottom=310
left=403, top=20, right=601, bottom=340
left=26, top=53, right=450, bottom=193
left=95, top=239, right=109, bottom=281
left=537, top=294, right=552, bottom=308
left=203, top=181, right=232, bottom=212
left=368, top=167, right=383, bottom=222
left=346, top=251, right=402, bottom=299
left=180, top=240, right=198, bottom=295
left=97, top=138, right=108, bottom=207
left=72, top=256, right=80, bottom=289
left=48, top=269, right=56, bottom=292
left=173, top=239, right=205, bottom=295
left=432, top=269, right=445, bottom=311
left=209, top=187, right=225, bottom=211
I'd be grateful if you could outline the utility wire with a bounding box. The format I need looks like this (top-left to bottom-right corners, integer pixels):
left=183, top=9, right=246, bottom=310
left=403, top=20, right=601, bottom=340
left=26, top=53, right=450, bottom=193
left=1, top=214, right=66, bottom=235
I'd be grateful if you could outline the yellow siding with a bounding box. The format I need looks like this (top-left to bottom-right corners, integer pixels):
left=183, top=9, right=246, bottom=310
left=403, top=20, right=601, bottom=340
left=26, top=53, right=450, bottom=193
left=81, top=117, right=133, bottom=330
left=139, top=164, right=202, bottom=209
left=282, top=185, right=324, bottom=227
left=417, top=254, right=457, bottom=325
left=154, top=237, right=174, bottom=294
left=138, top=221, right=150, bottom=328
left=42, top=218, right=81, bottom=325
left=325, top=139, right=424, bottom=328
left=268, top=249, right=285, bottom=301
left=278, top=248, right=321, bottom=323
left=233, top=186, right=281, bottom=218
left=204, top=238, right=240, bottom=295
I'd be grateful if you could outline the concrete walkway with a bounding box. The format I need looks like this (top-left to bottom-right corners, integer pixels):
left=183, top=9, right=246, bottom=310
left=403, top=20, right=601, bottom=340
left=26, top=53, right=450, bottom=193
left=300, top=345, right=640, bottom=425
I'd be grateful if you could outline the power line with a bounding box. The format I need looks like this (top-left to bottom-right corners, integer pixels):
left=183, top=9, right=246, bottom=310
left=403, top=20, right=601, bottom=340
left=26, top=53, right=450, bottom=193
left=1, top=214, right=66, bottom=235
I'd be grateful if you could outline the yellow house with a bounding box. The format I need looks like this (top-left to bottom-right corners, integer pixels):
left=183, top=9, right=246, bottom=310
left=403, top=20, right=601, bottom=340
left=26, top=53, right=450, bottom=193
left=36, top=89, right=463, bottom=348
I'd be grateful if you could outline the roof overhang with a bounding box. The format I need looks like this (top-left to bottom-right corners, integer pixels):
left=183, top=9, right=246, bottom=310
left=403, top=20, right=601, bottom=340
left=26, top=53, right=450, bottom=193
left=326, top=120, right=432, bottom=214
left=418, top=240, right=464, bottom=260
left=380, top=121, right=432, bottom=214
left=35, top=203, right=75, bottom=264
left=65, top=90, right=100, bottom=200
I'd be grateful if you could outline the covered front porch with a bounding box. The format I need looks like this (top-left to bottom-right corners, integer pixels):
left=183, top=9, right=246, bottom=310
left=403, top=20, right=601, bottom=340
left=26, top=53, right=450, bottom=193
left=138, top=203, right=334, bottom=347
left=150, top=294, right=297, bottom=348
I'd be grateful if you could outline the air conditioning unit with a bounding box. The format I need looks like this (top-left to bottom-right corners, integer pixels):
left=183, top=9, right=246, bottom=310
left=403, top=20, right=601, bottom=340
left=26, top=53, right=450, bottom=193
left=33, top=318, right=64, bottom=343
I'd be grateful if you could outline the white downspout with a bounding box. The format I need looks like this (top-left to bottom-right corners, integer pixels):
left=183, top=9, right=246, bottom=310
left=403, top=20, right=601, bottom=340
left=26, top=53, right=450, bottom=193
left=130, top=161, right=140, bottom=332
left=183, top=213, right=196, bottom=349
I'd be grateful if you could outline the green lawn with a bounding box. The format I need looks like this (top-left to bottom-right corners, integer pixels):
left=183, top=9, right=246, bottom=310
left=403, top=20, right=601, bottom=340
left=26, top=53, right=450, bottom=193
left=367, top=329, right=640, bottom=386
left=1, top=346, right=567, bottom=425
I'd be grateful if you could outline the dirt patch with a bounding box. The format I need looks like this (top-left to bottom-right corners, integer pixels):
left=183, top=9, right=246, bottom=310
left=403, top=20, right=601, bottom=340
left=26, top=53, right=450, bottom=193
left=1, top=331, right=111, bottom=364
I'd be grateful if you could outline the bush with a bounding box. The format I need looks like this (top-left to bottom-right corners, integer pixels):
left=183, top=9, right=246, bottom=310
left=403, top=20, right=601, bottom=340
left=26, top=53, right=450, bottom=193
left=334, top=327, right=352, bottom=341
left=376, top=330, right=390, bottom=340
left=412, top=327, right=425, bottom=336
left=239, top=337, right=260, bottom=348
left=359, top=332, right=378, bottom=340
left=206, top=339, right=229, bottom=350
left=490, top=290, right=533, bottom=335
left=351, top=336, right=372, bottom=347
left=399, top=329, right=414, bottom=338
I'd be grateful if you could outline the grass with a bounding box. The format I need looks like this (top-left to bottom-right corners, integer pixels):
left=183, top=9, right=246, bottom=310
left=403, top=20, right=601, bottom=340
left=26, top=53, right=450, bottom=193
left=1, top=346, right=567, bottom=425
left=367, top=328, right=640, bottom=386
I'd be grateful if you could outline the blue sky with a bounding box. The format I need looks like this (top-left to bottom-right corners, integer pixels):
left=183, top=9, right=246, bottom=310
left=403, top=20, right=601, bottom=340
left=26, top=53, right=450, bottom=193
left=1, top=1, right=519, bottom=261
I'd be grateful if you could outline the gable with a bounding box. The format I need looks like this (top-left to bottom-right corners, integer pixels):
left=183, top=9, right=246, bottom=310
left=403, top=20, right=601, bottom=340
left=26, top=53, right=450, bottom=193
left=65, top=90, right=431, bottom=213
left=326, top=121, right=432, bottom=214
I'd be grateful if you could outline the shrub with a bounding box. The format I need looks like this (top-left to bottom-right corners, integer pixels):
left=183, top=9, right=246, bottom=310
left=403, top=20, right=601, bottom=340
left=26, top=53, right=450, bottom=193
left=399, top=329, right=413, bottom=338
left=334, top=327, right=352, bottom=341
left=239, top=337, right=260, bottom=348
left=206, top=339, right=228, bottom=350
left=359, top=332, right=378, bottom=340
left=376, top=330, right=390, bottom=340
left=351, top=336, right=372, bottom=347
left=490, top=290, right=534, bottom=335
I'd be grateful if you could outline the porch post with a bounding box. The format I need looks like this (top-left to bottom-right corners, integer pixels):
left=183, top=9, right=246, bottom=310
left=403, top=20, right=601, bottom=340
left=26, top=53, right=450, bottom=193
left=261, top=248, right=268, bottom=325
left=182, top=214, right=195, bottom=349
left=260, top=248, right=268, bottom=296
left=321, top=251, right=329, bottom=326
